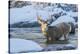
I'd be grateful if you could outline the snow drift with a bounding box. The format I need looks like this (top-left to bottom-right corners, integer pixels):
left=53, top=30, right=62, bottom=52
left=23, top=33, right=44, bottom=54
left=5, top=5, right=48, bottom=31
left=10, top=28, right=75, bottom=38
left=10, top=38, right=43, bottom=53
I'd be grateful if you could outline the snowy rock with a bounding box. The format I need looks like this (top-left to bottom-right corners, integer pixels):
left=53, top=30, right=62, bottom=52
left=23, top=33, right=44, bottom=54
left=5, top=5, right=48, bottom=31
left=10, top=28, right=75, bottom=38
left=53, top=8, right=65, bottom=14
left=50, top=15, right=75, bottom=26
left=10, top=38, right=43, bottom=53
left=44, top=6, right=54, bottom=11
left=66, top=11, right=78, bottom=22
left=66, top=11, right=78, bottom=17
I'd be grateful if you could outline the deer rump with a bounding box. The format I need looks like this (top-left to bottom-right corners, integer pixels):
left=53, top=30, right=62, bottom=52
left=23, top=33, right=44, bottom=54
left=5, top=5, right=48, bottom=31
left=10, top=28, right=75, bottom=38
left=46, top=22, right=71, bottom=41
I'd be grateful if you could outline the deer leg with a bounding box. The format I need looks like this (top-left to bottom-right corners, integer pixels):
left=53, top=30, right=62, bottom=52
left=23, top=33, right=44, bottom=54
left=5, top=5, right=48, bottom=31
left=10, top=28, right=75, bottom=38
left=64, top=35, right=67, bottom=40
left=49, top=36, right=52, bottom=43
left=51, top=37, right=55, bottom=43
left=46, top=35, right=50, bottom=43
left=46, top=35, right=52, bottom=44
left=64, top=34, right=68, bottom=40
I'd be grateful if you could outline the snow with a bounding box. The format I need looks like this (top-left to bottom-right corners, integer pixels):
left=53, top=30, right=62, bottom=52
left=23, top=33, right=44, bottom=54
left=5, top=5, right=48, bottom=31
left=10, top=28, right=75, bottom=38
left=10, top=5, right=37, bottom=24
left=53, top=8, right=65, bottom=14
left=66, top=11, right=78, bottom=17
left=44, top=6, right=54, bottom=11
left=10, top=38, right=43, bottom=53
left=10, top=5, right=51, bottom=24
left=10, top=4, right=77, bottom=25
left=50, top=15, right=75, bottom=26
left=10, top=5, right=64, bottom=24
left=44, top=7, right=66, bottom=15
left=60, top=4, right=67, bottom=7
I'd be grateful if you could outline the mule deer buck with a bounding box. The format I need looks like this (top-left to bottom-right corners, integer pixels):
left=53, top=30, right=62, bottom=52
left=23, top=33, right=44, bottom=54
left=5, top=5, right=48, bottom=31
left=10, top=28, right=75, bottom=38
left=37, top=15, right=71, bottom=43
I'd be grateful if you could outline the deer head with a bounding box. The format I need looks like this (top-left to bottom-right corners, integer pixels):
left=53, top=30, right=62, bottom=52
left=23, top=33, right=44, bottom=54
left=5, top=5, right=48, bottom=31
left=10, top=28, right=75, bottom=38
left=37, top=15, right=53, bottom=35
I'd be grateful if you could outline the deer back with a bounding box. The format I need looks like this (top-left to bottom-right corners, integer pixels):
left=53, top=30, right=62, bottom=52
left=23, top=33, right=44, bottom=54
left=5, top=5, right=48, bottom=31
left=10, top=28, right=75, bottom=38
left=46, top=22, right=71, bottom=40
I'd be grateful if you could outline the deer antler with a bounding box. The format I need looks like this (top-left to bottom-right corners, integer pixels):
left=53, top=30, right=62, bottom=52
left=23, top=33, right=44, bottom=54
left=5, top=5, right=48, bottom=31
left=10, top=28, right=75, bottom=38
left=47, top=15, right=53, bottom=25
left=37, top=15, right=45, bottom=24
left=37, top=12, right=53, bottom=25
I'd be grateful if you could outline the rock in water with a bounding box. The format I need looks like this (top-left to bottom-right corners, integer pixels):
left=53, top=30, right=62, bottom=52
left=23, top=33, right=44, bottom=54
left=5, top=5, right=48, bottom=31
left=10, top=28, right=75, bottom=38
left=64, top=44, right=76, bottom=50
left=57, top=44, right=76, bottom=50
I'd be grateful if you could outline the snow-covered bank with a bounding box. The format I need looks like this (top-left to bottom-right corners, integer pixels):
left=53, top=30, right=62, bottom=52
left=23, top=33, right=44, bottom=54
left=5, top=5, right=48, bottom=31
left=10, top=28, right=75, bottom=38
left=51, top=15, right=75, bottom=26
left=10, top=3, right=78, bottom=25
left=10, top=38, right=43, bottom=53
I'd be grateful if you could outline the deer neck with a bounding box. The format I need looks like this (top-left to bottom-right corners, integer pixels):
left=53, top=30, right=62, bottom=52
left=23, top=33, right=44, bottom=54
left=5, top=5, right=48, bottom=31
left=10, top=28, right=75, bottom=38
left=41, top=26, right=47, bottom=36
left=42, top=31, right=47, bottom=36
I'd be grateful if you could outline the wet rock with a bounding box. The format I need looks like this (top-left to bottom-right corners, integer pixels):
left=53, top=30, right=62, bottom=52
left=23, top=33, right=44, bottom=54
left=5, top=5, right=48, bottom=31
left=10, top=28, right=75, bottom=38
left=42, top=45, right=56, bottom=51
left=42, top=47, right=53, bottom=51
left=42, top=48, right=51, bottom=51
left=57, top=44, right=76, bottom=50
